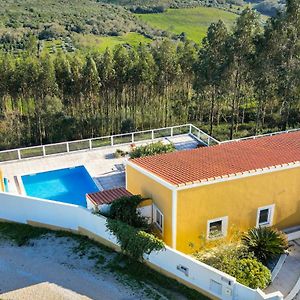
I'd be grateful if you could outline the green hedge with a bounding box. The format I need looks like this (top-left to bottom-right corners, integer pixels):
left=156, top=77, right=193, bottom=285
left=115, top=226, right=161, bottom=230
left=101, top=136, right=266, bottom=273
left=194, top=244, right=271, bottom=289
left=106, top=219, right=165, bottom=260
left=109, top=195, right=148, bottom=228
left=130, top=141, right=175, bottom=158
left=230, top=258, right=271, bottom=289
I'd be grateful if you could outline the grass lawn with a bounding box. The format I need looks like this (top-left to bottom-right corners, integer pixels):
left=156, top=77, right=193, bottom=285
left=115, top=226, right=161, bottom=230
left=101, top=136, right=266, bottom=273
left=41, top=39, right=63, bottom=54
left=73, top=32, right=152, bottom=52
left=137, top=7, right=238, bottom=43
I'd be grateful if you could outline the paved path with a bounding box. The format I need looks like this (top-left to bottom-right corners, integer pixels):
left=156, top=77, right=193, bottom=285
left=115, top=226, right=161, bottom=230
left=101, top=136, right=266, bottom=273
left=265, top=239, right=300, bottom=299
left=292, top=242, right=300, bottom=299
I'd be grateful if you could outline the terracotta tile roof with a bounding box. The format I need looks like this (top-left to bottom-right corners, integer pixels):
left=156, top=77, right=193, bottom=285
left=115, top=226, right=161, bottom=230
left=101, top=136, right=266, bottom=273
left=130, top=130, right=300, bottom=186
left=86, top=187, right=132, bottom=206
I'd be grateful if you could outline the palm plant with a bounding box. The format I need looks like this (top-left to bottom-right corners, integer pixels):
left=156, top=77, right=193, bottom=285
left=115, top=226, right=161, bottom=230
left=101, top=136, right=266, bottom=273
left=242, top=227, right=288, bottom=264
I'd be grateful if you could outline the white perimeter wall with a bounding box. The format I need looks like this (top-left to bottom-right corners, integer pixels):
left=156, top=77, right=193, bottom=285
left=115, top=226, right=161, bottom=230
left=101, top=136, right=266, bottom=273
left=287, top=231, right=300, bottom=241
left=0, top=192, right=283, bottom=300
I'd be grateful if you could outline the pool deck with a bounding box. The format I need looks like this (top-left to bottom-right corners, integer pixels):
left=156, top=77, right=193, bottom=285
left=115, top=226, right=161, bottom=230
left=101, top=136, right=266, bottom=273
left=1, top=135, right=199, bottom=193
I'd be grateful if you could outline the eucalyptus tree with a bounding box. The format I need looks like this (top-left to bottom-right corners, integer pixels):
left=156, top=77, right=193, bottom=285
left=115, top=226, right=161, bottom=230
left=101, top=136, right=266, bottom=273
left=153, top=39, right=182, bottom=126
left=0, top=53, right=15, bottom=113
left=135, top=44, right=157, bottom=128
left=54, top=52, right=72, bottom=105
left=194, top=20, right=229, bottom=135
left=127, top=48, right=140, bottom=120
left=69, top=53, right=84, bottom=113
left=226, top=8, right=261, bottom=139
left=113, top=45, right=131, bottom=132
left=252, top=20, right=278, bottom=134
left=177, top=41, right=198, bottom=125
left=35, top=54, right=58, bottom=143
left=274, top=0, right=300, bottom=129
left=17, top=55, right=43, bottom=144
left=82, top=55, right=100, bottom=136
left=96, top=48, right=115, bottom=133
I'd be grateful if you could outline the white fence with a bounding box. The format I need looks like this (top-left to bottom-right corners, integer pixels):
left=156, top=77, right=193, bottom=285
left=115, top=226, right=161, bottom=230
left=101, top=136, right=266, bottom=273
left=287, top=231, right=300, bottom=241
left=0, top=192, right=283, bottom=300
left=285, top=227, right=300, bottom=241
left=1, top=125, right=298, bottom=164
left=0, top=124, right=219, bottom=163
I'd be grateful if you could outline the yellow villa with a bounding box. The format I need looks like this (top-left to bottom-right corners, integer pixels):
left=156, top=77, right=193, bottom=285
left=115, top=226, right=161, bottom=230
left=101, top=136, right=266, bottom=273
left=126, top=130, right=300, bottom=253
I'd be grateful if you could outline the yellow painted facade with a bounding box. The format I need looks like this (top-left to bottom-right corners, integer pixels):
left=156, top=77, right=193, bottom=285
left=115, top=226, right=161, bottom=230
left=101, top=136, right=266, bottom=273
left=0, top=169, right=4, bottom=192
left=127, top=161, right=300, bottom=254
left=138, top=199, right=153, bottom=208
left=176, top=167, right=300, bottom=253
left=126, top=165, right=173, bottom=246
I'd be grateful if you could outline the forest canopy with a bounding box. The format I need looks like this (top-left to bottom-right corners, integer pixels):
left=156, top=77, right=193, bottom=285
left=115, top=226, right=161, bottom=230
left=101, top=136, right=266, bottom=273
left=0, top=0, right=298, bottom=150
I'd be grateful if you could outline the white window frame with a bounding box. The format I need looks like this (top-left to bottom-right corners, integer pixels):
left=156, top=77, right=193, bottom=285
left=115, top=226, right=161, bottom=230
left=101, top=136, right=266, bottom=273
left=153, top=204, right=164, bottom=235
left=207, top=216, right=228, bottom=240
left=256, top=204, right=275, bottom=228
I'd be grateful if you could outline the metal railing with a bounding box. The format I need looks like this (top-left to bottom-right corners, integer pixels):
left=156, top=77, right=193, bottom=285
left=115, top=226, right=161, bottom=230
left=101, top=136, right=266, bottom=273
left=189, top=124, right=220, bottom=146
left=0, top=124, right=219, bottom=163
left=220, top=128, right=300, bottom=144
left=4, top=124, right=296, bottom=163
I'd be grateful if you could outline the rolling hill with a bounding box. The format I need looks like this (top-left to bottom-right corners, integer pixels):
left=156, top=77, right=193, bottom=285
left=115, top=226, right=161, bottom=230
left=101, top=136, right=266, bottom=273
left=0, top=0, right=275, bottom=53
left=137, top=7, right=238, bottom=43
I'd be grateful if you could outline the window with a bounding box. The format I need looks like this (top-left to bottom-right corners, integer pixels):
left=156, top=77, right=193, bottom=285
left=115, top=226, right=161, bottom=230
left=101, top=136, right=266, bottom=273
left=153, top=205, right=164, bottom=233
left=257, top=205, right=275, bottom=227
left=207, top=216, right=228, bottom=239
left=259, top=209, right=269, bottom=224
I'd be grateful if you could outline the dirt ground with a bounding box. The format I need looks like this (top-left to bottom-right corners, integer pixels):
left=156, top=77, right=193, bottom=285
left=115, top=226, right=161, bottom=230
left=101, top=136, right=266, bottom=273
left=0, top=235, right=157, bottom=300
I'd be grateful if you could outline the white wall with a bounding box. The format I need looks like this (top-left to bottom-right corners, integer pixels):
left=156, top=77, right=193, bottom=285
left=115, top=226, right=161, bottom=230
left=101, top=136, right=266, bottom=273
left=287, top=230, right=300, bottom=241
left=0, top=192, right=283, bottom=300
left=234, top=283, right=282, bottom=300
left=147, top=246, right=236, bottom=299
left=138, top=204, right=152, bottom=223
left=0, top=192, right=118, bottom=245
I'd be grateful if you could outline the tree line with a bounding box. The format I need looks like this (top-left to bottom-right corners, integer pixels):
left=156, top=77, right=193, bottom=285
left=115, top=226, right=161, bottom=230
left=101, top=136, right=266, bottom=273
left=0, top=0, right=299, bottom=149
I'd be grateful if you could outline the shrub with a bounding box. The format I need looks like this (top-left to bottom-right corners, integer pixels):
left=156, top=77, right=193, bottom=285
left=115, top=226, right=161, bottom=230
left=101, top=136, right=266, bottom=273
left=106, top=219, right=165, bottom=261
left=120, top=118, right=135, bottom=133
left=230, top=258, right=271, bottom=289
left=114, top=149, right=127, bottom=158
left=194, top=243, right=250, bottom=270
left=109, top=195, right=148, bottom=229
left=194, top=243, right=271, bottom=289
left=130, top=141, right=175, bottom=159
left=130, top=6, right=166, bottom=14
left=242, top=227, right=288, bottom=264
left=107, top=195, right=164, bottom=261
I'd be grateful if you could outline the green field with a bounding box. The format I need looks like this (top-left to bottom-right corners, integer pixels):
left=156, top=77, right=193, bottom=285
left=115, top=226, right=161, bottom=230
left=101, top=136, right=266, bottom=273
left=138, top=7, right=238, bottom=43
left=73, top=32, right=152, bottom=52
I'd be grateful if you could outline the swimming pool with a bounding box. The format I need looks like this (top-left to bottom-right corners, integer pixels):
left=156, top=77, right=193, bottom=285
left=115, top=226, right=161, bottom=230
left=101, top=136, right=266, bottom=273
left=21, top=166, right=99, bottom=207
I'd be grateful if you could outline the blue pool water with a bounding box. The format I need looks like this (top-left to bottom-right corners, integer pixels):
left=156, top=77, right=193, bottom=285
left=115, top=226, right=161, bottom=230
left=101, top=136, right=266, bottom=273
left=21, top=166, right=99, bottom=207
left=4, top=178, right=9, bottom=192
